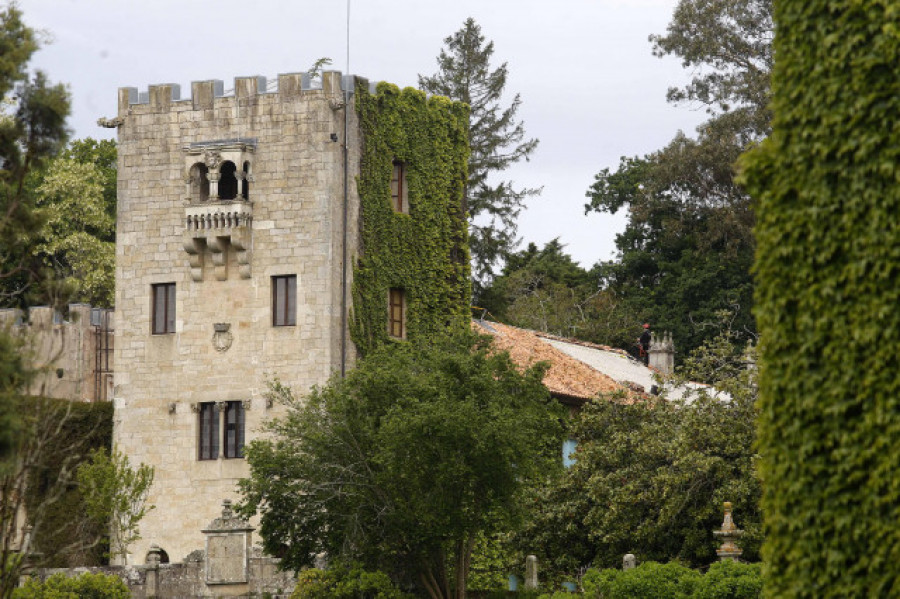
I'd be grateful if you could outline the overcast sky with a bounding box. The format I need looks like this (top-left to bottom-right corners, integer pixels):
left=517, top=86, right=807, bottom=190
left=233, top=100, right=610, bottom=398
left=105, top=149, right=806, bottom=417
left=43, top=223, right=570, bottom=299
left=18, top=0, right=707, bottom=269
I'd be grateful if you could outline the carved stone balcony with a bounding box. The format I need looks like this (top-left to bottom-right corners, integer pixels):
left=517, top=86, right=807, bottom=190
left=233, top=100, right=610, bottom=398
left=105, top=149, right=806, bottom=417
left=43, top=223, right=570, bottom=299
left=183, top=200, right=253, bottom=281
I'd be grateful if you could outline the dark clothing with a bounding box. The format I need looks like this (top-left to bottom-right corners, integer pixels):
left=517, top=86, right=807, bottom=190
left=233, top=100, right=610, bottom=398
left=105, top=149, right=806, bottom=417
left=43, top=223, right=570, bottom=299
left=639, top=330, right=651, bottom=365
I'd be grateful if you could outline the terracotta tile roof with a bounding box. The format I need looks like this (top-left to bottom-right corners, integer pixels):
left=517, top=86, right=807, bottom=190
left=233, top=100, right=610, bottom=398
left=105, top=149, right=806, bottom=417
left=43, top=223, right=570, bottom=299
left=473, top=320, right=622, bottom=402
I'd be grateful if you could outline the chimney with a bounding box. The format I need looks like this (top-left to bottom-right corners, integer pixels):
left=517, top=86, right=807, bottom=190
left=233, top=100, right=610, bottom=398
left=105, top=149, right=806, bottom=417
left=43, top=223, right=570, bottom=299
left=649, top=331, right=675, bottom=374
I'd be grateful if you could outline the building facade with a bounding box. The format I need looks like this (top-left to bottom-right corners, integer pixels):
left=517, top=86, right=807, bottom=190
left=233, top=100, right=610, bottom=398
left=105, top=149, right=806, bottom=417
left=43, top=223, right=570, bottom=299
left=111, top=71, right=469, bottom=563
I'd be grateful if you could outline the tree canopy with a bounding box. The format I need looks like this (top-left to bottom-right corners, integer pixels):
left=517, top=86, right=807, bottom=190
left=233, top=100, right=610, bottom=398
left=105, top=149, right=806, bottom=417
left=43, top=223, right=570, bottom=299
left=419, top=18, right=539, bottom=289
left=584, top=0, right=771, bottom=356
left=0, top=4, right=70, bottom=308
left=516, top=323, right=760, bottom=580
left=238, top=332, right=564, bottom=599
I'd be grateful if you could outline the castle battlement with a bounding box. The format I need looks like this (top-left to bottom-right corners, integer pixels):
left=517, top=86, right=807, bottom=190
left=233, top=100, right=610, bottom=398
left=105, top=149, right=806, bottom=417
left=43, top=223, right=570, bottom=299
left=116, top=71, right=380, bottom=114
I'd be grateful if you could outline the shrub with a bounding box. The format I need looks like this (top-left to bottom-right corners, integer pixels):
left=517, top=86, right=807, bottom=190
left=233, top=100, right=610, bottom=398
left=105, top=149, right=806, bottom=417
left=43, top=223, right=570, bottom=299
left=582, top=561, right=702, bottom=599
left=694, top=561, right=762, bottom=599
left=290, top=563, right=413, bottom=599
left=13, top=571, right=129, bottom=599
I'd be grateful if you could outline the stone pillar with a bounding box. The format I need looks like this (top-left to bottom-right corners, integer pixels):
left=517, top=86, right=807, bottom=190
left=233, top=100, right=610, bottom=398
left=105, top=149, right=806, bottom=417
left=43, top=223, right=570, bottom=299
left=623, top=553, right=637, bottom=570
left=713, top=501, right=744, bottom=561
left=145, top=544, right=162, bottom=597
left=524, top=554, right=539, bottom=589
left=648, top=331, right=675, bottom=374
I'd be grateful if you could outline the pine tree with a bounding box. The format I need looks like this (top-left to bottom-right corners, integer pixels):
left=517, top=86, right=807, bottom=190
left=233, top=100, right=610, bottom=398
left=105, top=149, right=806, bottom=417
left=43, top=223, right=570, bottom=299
left=419, top=18, right=539, bottom=289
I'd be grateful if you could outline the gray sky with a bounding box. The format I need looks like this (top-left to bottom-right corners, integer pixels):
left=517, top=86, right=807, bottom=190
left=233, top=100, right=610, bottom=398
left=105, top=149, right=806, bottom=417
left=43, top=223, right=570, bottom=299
left=18, top=0, right=706, bottom=269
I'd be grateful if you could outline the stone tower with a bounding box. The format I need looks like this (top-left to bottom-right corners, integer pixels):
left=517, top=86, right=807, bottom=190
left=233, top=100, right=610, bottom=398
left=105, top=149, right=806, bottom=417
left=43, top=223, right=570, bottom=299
left=111, top=71, right=469, bottom=563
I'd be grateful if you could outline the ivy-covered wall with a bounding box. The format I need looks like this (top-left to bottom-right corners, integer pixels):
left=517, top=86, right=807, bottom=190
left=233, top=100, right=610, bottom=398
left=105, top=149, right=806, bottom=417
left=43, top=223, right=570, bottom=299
left=351, top=83, right=471, bottom=354
left=740, top=2, right=900, bottom=596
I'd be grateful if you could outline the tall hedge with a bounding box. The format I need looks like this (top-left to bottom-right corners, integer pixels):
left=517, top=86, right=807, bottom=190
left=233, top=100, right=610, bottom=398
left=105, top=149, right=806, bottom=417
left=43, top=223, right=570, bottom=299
left=351, top=82, right=471, bottom=355
left=740, top=2, right=900, bottom=596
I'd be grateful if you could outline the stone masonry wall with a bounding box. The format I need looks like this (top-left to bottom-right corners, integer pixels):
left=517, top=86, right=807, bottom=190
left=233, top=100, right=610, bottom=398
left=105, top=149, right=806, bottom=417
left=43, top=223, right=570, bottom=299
left=112, top=71, right=363, bottom=564
left=0, top=304, right=113, bottom=402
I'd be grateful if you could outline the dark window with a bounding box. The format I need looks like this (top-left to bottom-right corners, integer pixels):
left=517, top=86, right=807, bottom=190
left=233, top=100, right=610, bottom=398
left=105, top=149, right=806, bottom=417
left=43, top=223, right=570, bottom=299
left=224, top=401, right=245, bottom=459
left=272, top=275, right=297, bottom=326
left=198, top=402, right=219, bottom=460
left=390, top=160, right=406, bottom=212
left=190, top=162, right=209, bottom=202
left=241, top=161, right=250, bottom=200
left=388, top=288, right=405, bottom=339
left=219, top=161, right=238, bottom=200
left=151, top=283, right=176, bottom=335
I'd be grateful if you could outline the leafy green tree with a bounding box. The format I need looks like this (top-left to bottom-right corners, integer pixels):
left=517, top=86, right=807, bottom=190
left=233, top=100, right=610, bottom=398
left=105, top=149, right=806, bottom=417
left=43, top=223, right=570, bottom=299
left=291, top=562, right=414, bottom=599
left=0, top=4, right=69, bottom=307
left=76, top=448, right=154, bottom=561
left=30, top=141, right=116, bottom=307
left=238, top=332, right=564, bottom=599
left=517, top=323, right=760, bottom=580
left=419, top=18, right=539, bottom=288
left=739, top=1, right=900, bottom=596
left=585, top=0, right=771, bottom=356
left=478, top=240, right=638, bottom=348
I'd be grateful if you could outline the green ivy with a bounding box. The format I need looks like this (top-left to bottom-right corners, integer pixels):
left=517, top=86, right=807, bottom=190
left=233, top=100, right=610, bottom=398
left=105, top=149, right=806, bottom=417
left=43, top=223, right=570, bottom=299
left=739, top=1, right=900, bottom=597
left=351, top=82, right=471, bottom=354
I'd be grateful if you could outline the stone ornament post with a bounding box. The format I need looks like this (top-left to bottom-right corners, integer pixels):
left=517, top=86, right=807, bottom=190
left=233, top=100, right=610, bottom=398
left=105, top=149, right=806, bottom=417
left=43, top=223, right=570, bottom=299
left=622, top=553, right=637, bottom=570
left=202, top=499, right=255, bottom=585
left=713, top=501, right=744, bottom=561
left=524, top=554, right=539, bottom=589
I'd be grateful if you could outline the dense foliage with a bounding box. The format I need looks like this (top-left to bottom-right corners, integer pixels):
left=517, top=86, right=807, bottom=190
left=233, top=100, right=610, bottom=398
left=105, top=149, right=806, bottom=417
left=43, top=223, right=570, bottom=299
left=478, top=240, right=638, bottom=349
left=585, top=0, right=771, bottom=356
left=419, top=18, right=539, bottom=287
left=13, top=572, right=129, bottom=599
left=580, top=560, right=762, bottom=599
left=28, top=139, right=117, bottom=307
left=238, top=332, right=563, bottom=599
left=739, top=1, right=900, bottom=596
left=517, top=326, right=760, bottom=580
left=0, top=4, right=70, bottom=308
left=352, top=82, right=470, bottom=355
left=291, top=562, right=414, bottom=599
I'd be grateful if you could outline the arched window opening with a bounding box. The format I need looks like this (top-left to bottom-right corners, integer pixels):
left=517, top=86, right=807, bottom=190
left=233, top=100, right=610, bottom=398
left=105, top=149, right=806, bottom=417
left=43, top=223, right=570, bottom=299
left=219, top=161, right=238, bottom=200
left=241, top=161, right=250, bottom=200
left=190, top=163, right=209, bottom=202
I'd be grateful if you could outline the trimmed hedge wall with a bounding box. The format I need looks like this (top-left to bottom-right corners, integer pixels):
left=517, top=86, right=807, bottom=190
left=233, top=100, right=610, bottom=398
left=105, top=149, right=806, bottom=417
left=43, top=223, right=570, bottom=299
left=351, top=82, right=471, bottom=355
left=740, top=1, right=900, bottom=596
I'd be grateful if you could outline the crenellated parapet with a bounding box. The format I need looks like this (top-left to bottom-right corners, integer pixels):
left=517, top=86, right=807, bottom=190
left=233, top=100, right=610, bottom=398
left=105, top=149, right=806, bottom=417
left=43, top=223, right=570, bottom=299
left=113, top=71, right=379, bottom=119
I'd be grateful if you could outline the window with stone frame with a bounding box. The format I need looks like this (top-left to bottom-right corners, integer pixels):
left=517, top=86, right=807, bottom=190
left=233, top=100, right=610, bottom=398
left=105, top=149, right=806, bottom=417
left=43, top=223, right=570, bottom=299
left=388, top=287, right=406, bottom=339
left=198, top=402, right=219, bottom=460
left=272, top=275, right=297, bottom=326
left=223, top=401, right=245, bottom=459
left=390, top=160, right=408, bottom=213
left=151, top=283, right=176, bottom=335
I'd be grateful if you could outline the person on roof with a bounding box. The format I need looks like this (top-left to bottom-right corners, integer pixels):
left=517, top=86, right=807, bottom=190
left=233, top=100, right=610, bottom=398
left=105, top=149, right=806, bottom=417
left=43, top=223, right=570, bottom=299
left=638, top=323, right=651, bottom=365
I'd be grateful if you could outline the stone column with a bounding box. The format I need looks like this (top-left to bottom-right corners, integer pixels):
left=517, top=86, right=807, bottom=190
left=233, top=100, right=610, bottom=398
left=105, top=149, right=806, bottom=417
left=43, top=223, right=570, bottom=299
left=648, top=331, right=675, bottom=374
left=524, top=554, right=539, bottom=589
left=713, top=501, right=744, bottom=561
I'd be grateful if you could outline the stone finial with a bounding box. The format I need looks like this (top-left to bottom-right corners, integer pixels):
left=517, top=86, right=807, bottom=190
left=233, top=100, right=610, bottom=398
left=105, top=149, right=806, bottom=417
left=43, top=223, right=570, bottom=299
left=524, top=555, right=539, bottom=589
left=623, top=553, right=637, bottom=570
left=221, top=499, right=234, bottom=519
left=713, top=501, right=744, bottom=561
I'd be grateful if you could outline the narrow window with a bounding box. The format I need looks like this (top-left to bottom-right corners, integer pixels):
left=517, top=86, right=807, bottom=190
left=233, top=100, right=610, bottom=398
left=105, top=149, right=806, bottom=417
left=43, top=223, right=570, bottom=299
left=224, top=401, right=245, bottom=459
left=388, top=288, right=406, bottom=339
left=390, top=160, right=407, bottom=213
left=151, top=283, right=176, bottom=335
left=198, top=402, right=219, bottom=460
left=219, top=161, right=238, bottom=200
left=241, top=161, right=250, bottom=200
left=272, top=275, right=297, bottom=326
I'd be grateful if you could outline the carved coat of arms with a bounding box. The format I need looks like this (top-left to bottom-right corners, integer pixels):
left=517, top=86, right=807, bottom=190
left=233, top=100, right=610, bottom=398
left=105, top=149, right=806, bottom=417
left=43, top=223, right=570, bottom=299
left=212, top=323, right=233, bottom=353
